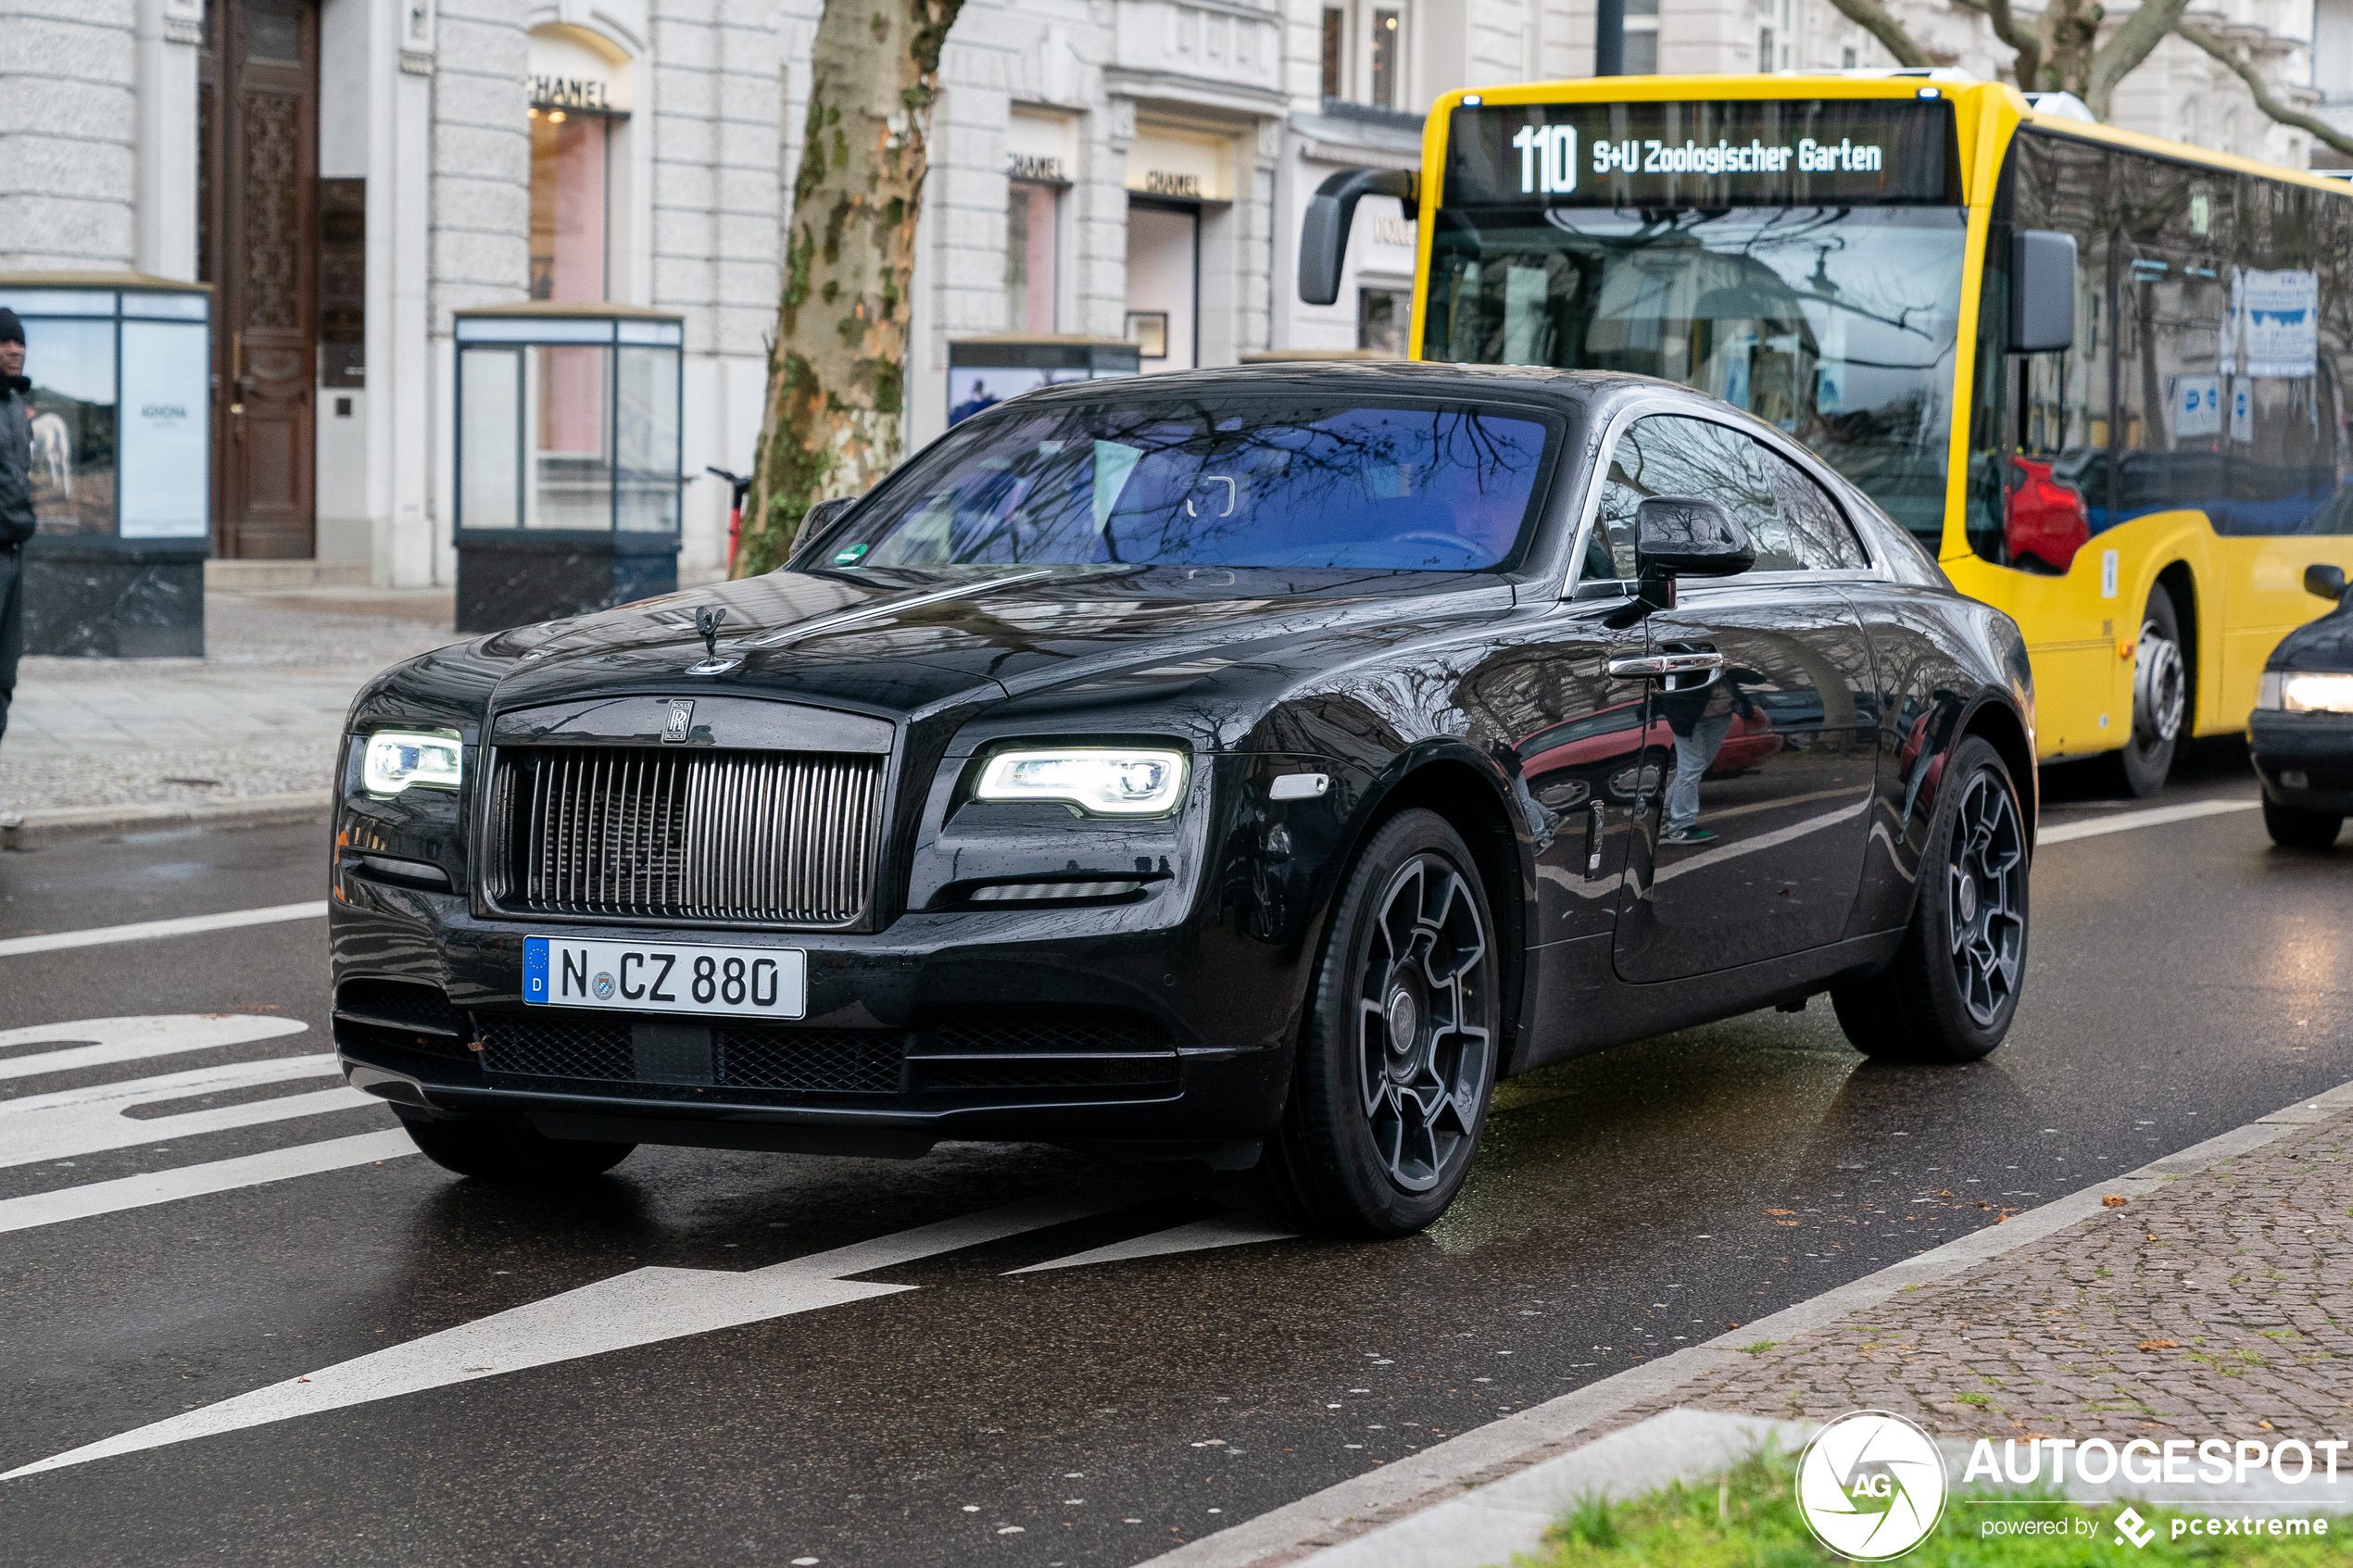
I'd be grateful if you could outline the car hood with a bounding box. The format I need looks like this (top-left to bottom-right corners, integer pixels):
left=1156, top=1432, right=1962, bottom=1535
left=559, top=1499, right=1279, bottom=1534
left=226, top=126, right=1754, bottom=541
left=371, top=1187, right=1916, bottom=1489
left=2269, top=602, right=2353, bottom=671
left=479, top=564, right=1513, bottom=734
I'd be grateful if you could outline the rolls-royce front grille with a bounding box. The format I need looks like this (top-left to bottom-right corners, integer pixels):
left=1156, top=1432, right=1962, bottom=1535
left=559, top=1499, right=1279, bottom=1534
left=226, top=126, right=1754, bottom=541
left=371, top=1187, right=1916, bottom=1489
left=485, top=746, right=887, bottom=926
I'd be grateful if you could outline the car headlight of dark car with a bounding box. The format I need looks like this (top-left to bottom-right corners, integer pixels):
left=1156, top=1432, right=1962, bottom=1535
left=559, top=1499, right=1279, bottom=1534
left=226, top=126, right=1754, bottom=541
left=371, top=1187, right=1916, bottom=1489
left=2258, top=671, right=2353, bottom=714
left=358, top=728, right=466, bottom=797
left=969, top=746, right=1189, bottom=816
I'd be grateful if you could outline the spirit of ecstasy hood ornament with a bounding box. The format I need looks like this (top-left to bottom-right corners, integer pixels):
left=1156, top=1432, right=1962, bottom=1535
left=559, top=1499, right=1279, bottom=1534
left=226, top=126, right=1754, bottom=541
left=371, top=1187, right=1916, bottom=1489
left=685, top=604, right=741, bottom=675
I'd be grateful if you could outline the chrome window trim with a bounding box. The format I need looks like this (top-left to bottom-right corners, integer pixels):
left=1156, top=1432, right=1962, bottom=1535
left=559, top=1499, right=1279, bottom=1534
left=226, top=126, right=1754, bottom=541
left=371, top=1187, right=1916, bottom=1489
left=1557, top=394, right=1893, bottom=600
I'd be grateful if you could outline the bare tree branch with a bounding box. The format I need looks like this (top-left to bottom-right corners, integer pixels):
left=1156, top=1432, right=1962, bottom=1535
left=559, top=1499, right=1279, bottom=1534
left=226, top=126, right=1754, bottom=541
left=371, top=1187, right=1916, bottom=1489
left=1947, top=0, right=2042, bottom=91
left=2176, top=19, right=2353, bottom=158
left=1819, top=0, right=1934, bottom=69
left=2082, top=0, right=2191, bottom=119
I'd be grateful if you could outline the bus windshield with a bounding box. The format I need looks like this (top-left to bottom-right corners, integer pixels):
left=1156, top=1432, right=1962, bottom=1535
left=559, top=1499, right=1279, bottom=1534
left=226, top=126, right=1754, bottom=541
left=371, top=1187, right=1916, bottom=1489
left=1422, top=204, right=1966, bottom=539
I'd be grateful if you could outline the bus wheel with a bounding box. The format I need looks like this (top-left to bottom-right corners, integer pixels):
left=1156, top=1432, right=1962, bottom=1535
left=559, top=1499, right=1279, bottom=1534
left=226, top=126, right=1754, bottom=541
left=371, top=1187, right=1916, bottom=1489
left=1831, top=736, right=2026, bottom=1062
left=2110, top=589, right=2187, bottom=797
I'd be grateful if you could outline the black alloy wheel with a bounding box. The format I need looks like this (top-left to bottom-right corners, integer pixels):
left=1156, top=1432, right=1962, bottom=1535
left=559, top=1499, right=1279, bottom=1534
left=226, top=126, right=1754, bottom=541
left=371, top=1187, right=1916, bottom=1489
left=1832, top=735, right=2028, bottom=1062
left=1254, top=808, right=1500, bottom=1237
left=2263, top=797, right=2345, bottom=848
left=396, top=1110, right=635, bottom=1183
left=2111, top=587, right=2188, bottom=797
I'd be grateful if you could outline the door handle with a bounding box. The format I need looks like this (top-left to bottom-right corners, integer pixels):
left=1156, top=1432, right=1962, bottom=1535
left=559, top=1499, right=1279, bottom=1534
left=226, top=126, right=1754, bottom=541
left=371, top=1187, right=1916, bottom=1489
left=1607, top=652, right=1725, bottom=680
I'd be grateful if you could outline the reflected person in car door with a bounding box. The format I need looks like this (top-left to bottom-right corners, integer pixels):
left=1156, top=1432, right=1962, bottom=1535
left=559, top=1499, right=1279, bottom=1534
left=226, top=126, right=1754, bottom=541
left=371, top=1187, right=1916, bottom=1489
left=1657, top=654, right=1765, bottom=845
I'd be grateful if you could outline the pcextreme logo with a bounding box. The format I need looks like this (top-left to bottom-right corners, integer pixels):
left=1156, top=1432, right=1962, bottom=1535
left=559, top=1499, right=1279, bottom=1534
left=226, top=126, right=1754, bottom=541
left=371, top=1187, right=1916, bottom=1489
left=1794, top=1411, right=1949, bottom=1560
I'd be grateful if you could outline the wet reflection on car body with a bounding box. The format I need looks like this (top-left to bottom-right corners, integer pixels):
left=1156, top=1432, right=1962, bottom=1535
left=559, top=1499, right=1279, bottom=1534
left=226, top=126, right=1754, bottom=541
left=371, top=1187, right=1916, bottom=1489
left=331, top=362, right=2036, bottom=1238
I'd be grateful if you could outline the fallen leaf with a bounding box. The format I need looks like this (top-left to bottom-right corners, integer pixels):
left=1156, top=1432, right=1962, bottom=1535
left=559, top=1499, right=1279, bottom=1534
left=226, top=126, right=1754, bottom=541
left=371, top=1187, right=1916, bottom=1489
left=1764, top=1209, right=1795, bottom=1216
left=1776, top=1220, right=1799, bottom=1226
left=2138, top=1339, right=2179, bottom=1351
left=2102, top=1195, right=2128, bottom=1209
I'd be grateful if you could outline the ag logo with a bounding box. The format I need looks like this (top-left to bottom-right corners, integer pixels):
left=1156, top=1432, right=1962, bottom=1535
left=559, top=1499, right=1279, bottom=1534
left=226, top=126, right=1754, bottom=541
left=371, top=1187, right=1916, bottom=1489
left=1794, top=1411, right=1946, bottom=1560
left=592, top=972, right=617, bottom=1000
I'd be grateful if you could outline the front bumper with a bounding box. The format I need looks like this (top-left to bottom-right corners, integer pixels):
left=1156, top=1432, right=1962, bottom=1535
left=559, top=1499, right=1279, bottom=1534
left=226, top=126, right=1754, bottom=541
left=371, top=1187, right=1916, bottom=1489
left=329, top=875, right=1304, bottom=1160
left=2248, top=708, right=2353, bottom=814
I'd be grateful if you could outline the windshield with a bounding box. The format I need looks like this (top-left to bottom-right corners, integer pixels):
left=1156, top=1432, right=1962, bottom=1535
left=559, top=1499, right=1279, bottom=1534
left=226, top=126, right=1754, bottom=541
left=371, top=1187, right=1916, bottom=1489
left=1422, top=205, right=1965, bottom=539
left=828, top=400, right=1557, bottom=572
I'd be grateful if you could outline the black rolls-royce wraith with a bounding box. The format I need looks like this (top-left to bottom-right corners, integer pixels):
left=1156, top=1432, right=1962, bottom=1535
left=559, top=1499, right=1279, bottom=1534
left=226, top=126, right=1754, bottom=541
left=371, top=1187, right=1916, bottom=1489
left=332, top=363, right=2036, bottom=1236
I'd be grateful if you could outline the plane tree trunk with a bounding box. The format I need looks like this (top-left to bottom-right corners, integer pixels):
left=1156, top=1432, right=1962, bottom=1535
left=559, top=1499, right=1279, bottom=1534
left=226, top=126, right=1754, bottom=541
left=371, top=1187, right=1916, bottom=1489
left=734, top=0, right=964, bottom=577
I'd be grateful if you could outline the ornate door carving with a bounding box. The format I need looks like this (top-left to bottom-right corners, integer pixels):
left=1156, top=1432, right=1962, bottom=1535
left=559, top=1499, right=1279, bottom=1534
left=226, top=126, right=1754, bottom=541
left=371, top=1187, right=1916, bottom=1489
left=200, top=0, right=318, bottom=558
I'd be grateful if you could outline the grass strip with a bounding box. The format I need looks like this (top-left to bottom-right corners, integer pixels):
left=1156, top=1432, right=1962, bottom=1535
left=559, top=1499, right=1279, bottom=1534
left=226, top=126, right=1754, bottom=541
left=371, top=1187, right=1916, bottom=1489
left=1514, top=1448, right=2345, bottom=1566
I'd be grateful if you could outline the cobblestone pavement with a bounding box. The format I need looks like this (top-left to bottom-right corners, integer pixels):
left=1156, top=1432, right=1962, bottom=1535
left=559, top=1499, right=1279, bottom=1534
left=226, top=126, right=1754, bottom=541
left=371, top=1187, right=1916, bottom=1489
left=0, top=593, right=457, bottom=812
left=1591, top=1108, right=2353, bottom=1446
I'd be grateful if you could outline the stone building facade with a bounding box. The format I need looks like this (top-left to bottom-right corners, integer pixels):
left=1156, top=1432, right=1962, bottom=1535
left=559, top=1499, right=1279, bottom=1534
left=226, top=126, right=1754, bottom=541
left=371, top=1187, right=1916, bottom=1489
left=0, top=0, right=2338, bottom=592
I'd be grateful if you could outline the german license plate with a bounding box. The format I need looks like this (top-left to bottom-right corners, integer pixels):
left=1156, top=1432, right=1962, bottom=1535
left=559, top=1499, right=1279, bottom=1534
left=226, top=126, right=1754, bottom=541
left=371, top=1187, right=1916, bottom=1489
left=523, top=936, right=807, bottom=1021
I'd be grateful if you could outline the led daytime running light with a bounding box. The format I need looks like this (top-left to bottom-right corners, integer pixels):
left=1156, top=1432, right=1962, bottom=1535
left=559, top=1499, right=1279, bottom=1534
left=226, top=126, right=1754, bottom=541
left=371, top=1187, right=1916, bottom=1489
left=362, top=730, right=464, bottom=797
left=974, top=748, right=1188, bottom=815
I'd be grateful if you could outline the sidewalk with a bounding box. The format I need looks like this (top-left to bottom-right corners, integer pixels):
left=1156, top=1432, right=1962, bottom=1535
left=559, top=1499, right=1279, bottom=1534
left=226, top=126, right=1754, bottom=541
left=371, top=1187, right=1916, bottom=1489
left=0, top=590, right=458, bottom=817
left=1580, top=1099, right=2353, bottom=1448
left=1153, top=1081, right=2353, bottom=1568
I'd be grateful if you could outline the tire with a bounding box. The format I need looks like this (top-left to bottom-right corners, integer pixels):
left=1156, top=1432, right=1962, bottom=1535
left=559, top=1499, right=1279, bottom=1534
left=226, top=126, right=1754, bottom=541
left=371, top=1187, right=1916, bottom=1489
left=2263, top=797, right=2345, bottom=848
left=2107, top=587, right=2189, bottom=797
left=1253, top=809, right=1501, bottom=1238
left=1832, top=735, right=2028, bottom=1063
left=396, top=1110, right=635, bottom=1183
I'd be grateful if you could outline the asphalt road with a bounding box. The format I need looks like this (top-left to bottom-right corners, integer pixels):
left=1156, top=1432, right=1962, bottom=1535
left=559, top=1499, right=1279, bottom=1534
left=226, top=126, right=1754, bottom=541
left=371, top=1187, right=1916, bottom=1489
left=1, top=743, right=2346, bottom=1567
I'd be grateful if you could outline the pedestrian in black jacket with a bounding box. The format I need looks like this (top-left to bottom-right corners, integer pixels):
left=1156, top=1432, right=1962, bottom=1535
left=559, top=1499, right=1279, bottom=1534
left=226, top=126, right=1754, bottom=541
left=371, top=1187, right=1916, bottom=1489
left=0, top=307, right=32, bottom=745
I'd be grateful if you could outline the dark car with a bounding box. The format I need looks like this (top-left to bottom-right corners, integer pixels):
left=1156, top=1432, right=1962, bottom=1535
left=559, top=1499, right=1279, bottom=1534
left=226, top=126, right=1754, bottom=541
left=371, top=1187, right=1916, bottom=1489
left=2249, top=564, right=2353, bottom=847
left=331, top=364, right=2036, bottom=1237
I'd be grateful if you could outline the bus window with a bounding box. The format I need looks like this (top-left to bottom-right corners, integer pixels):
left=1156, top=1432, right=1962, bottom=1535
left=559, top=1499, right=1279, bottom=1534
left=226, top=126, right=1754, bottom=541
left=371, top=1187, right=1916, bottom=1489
left=1425, top=205, right=1964, bottom=546
left=1969, top=132, right=2113, bottom=573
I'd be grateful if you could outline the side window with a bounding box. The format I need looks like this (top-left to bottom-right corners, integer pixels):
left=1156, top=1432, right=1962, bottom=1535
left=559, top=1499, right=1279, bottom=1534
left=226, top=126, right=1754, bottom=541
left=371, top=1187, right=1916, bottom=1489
left=1590, top=413, right=1865, bottom=579
left=1759, top=447, right=1870, bottom=569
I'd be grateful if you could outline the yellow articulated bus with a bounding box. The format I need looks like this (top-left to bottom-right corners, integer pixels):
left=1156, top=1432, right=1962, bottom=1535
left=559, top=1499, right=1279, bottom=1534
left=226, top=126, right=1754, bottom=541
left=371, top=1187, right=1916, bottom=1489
left=1300, top=74, right=2353, bottom=793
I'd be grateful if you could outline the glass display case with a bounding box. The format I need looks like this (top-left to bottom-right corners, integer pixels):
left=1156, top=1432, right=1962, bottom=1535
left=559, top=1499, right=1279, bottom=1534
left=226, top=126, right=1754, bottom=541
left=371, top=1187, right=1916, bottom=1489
left=452, top=303, right=684, bottom=632
left=947, top=335, right=1140, bottom=426
left=0, top=273, right=210, bottom=656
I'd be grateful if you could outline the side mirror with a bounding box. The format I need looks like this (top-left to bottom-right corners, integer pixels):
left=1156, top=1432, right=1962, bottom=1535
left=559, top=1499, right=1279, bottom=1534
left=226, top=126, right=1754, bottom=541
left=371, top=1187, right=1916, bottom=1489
left=1604, top=497, right=1755, bottom=628
left=1299, top=166, right=1418, bottom=307
left=2305, top=562, right=2348, bottom=602
left=1636, top=496, right=1755, bottom=578
left=2009, top=230, right=2078, bottom=354
left=790, top=495, right=863, bottom=569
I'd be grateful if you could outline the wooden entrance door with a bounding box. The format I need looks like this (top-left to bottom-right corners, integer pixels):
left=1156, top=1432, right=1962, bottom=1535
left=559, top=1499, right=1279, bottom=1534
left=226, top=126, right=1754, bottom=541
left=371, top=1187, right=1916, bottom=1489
left=200, top=0, right=319, bottom=558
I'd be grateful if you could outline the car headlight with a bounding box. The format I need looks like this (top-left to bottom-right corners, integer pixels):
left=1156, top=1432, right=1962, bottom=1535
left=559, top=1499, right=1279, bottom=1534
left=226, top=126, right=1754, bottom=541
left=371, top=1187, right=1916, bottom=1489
left=2264, top=671, right=2353, bottom=714
left=974, top=747, right=1189, bottom=815
left=361, top=730, right=464, bottom=797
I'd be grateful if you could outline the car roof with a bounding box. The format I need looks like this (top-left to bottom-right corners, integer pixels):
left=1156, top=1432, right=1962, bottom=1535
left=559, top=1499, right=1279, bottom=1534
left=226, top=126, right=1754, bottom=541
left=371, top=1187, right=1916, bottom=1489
left=991, top=360, right=1676, bottom=416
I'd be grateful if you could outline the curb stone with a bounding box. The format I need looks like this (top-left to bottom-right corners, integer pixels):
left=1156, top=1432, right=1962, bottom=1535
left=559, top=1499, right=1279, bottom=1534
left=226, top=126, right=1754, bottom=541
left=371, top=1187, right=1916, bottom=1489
left=1136, top=1078, right=2353, bottom=1568
left=0, top=791, right=333, bottom=850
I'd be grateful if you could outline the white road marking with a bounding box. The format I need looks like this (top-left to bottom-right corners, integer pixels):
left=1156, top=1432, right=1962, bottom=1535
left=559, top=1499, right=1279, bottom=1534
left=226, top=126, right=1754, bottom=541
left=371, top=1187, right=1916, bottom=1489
left=0, top=1015, right=309, bottom=1084
left=2038, top=797, right=2259, bottom=845
left=0, top=901, right=330, bottom=960
left=1, top=1189, right=1126, bottom=1480
left=0, top=1130, right=415, bottom=1236
left=1003, top=1212, right=1297, bottom=1274
left=0, top=1055, right=370, bottom=1168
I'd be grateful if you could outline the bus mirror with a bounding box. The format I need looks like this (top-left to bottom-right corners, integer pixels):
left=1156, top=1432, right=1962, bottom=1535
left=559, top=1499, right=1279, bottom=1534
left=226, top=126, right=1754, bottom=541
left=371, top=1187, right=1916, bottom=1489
left=1300, top=167, right=1419, bottom=307
left=2009, top=230, right=2078, bottom=353
left=2304, top=563, right=2347, bottom=602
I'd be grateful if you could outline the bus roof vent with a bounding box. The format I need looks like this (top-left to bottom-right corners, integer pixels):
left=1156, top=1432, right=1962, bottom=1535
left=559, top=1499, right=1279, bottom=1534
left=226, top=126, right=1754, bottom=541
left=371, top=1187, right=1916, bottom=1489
left=2024, top=91, right=2098, bottom=121
left=1832, top=66, right=1980, bottom=82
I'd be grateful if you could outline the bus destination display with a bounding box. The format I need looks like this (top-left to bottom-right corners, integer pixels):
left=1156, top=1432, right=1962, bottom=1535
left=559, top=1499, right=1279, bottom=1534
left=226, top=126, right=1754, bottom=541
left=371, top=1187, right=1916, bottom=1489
left=1443, top=99, right=1957, bottom=207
